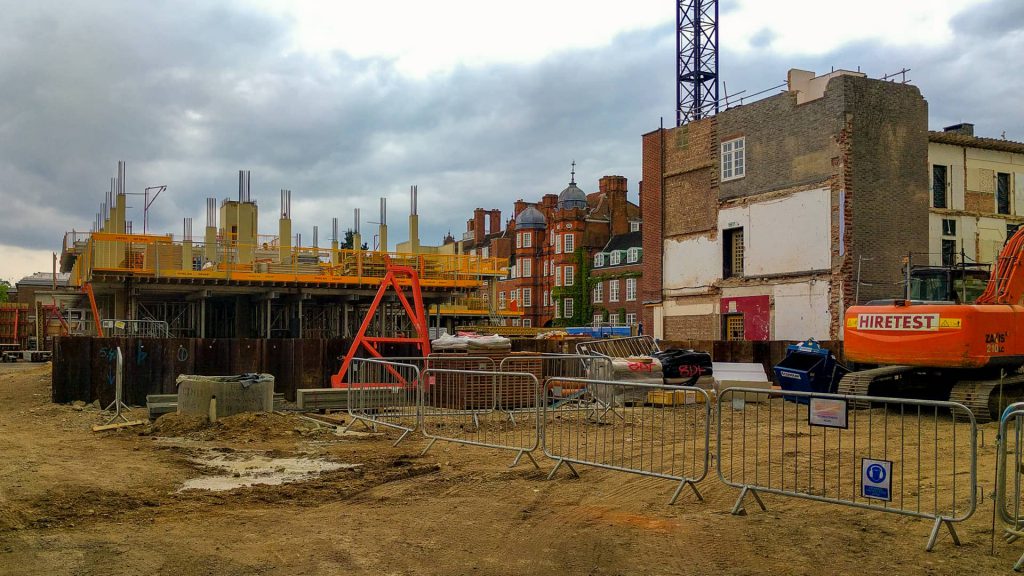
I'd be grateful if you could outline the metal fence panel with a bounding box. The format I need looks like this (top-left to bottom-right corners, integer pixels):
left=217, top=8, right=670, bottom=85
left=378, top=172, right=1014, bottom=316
left=420, top=367, right=541, bottom=468
left=542, top=377, right=711, bottom=504
left=575, top=335, right=659, bottom=359
left=346, top=358, right=422, bottom=445
left=996, top=402, right=1024, bottom=571
left=717, top=387, right=977, bottom=551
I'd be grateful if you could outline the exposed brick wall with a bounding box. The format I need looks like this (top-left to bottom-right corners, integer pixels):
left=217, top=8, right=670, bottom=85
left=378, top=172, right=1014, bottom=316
left=965, top=191, right=994, bottom=213
left=641, top=129, right=665, bottom=333
left=717, top=92, right=839, bottom=202
left=842, top=75, right=929, bottom=303
left=664, top=312, right=719, bottom=341
left=663, top=119, right=718, bottom=237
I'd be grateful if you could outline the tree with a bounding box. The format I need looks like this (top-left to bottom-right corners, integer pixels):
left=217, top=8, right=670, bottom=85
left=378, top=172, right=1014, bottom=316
left=341, top=229, right=368, bottom=250
left=0, top=280, right=9, bottom=303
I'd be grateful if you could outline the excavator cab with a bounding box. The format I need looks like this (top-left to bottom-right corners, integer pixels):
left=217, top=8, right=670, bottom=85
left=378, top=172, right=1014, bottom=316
left=908, top=264, right=990, bottom=303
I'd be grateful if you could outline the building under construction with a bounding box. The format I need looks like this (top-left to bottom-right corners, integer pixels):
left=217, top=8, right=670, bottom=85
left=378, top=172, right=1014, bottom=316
left=56, top=164, right=516, bottom=342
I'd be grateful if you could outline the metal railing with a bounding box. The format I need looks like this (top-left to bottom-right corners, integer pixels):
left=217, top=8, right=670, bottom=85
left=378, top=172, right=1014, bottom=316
left=345, top=358, right=422, bottom=446
left=68, top=232, right=509, bottom=287
left=543, top=377, right=710, bottom=504
left=717, top=387, right=977, bottom=551
left=419, top=368, right=541, bottom=468
left=996, top=402, right=1024, bottom=571
left=575, top=335, right=659, bottom=359
left=101, top=319, right=171, bottom=338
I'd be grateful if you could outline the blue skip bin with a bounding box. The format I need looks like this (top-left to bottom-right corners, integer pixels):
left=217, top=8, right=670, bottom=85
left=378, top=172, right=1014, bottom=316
left=773, top=339, right=849, bottom=403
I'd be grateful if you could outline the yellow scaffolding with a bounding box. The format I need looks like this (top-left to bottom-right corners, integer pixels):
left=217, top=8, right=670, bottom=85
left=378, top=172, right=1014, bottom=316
left=67, top=231, right=509, bottom=290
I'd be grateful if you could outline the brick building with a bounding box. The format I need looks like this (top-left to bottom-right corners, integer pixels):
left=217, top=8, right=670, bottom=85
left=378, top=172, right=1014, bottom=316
left=641, top=68, right=929, bottom=341
left=590, top=231, right=643, bottom=328
left=454, top=172, right=641, bottom=327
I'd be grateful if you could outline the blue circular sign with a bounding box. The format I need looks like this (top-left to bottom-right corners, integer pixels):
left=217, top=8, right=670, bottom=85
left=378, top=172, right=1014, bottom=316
left=866, top=463, right=887, bottom=483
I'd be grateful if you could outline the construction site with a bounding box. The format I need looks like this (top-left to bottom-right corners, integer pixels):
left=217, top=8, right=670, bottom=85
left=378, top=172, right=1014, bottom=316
left=6, top=1, right=1024, bottom=576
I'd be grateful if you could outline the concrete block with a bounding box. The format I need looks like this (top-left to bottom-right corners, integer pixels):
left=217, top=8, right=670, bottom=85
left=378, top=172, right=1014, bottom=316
left=176, top=374, right=275, bottom=418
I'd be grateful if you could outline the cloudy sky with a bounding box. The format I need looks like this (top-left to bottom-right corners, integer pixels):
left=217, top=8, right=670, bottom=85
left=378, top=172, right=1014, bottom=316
left=1, top=0, right=1020, bottom=282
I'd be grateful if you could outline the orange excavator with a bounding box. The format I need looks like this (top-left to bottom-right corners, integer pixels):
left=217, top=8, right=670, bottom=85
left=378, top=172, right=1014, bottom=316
left=842, top=227, right=1024, bottom=421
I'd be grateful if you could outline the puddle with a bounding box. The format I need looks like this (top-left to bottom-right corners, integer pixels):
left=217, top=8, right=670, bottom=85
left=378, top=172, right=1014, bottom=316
left=179, top=450, right=360, bottom=492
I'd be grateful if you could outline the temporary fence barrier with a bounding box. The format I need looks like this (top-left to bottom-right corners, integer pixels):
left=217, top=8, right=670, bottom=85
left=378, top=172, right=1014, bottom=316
left=499, top=354, right=614, bottom=413
left=420, top=367, right=541, bottom=468
left=575, top=335, right=659, bottom=359
left=996, top=402, right=1024, bottom=571
left=346, top=358, right=422, bottom=445
left=543, top=376, right=711, bottom=504
left=343, top=355, right=497, bottom=445
left=717, top=387, right=977, bottom=551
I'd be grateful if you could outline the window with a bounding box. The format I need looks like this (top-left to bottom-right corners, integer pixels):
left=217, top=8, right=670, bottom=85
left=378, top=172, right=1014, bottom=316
left=564, top=265, right=575, bottom=286
left=563, top=298, right=574, bottom=318
left=543, top=259, right=549, bottom=276
left=593, top=282, right=603, bottom=303
left=509, top=263, right=517, bottom=279
left=942, top=219, right=956, bottom=236
left=724, top=228, right=744, bottom=278
left=625, top=313, right=637, bottom=326
left=543, top=290, right=549, bottom=306
left=522, top=288, right=532, bottom=307
left=626, top=278, right=637, bottom=301
left=555, top=265, right=562, bottom=286
left=550, top=232, right=555, bottom=246
left=932, top=165, right=948, bottom=209
left=627, top=247, right=640, bottom=263
left=512, top=318, right=521, bottom=327
left=941, top=239, right=956, bottom=267
left=721, top=137, right=745, bottom=181
left=511, top=289, right=519, bottom=305
left=998, top=172, right=1011, bottom=215
left=498, top=291, right=506, bottom=309
left=594, top=253, right=604, bottom=267
left=1009, top=223, right=1023, bottom=239
left=554, top=300, right=560, bottom=319
left=630, top=221, right=640, bottom=232
left=610, top=251, right=621, bottom=265
left=516, top=232, right=522, bottom=249
left=593, top=314, right=603, bottom=326
left=522, top=232, right=532, bottom=248
left=609, top=279, right=620, bottom=302
left=521, top=258, right=532, bottom=278
left=608, top=313, right=619, bottom=325
left=724, top=314, right=744, bottom=341
left=555, top=234, right=562, bottom=254
left=564, top=233, right=575, bottom=253
left=523, top=318, right=532, bottom=327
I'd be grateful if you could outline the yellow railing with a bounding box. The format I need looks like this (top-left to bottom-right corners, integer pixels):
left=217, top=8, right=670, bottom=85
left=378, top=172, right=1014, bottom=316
left=68, top=232, right=509, bottom=289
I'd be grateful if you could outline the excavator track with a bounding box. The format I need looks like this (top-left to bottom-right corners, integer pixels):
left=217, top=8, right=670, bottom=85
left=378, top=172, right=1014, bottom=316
left=836, top=365, right=915, bottom=408
left=949, top=374, right=1024, bottom=423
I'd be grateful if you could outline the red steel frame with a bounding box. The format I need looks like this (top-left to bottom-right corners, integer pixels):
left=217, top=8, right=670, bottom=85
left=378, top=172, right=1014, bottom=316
left=331, top=265, right=431, bottom=388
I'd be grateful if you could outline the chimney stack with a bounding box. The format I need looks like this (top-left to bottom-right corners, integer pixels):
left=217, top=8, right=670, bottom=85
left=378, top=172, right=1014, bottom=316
left=488, top=210, right=502, bottom=236
left=601, top=175, right=629, bottom=235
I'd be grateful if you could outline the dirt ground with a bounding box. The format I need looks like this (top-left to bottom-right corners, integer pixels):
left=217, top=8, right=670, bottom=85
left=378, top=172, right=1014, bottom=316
left=1, top=362, right=1023, bottom=575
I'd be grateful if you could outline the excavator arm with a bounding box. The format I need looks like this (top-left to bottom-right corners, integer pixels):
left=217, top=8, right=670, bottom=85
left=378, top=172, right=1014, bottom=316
left=976, top=225, right=1024, bottom=305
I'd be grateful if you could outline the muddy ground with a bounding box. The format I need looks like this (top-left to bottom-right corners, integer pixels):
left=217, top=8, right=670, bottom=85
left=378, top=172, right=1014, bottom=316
left=1, top=362, right=1022, bottom=575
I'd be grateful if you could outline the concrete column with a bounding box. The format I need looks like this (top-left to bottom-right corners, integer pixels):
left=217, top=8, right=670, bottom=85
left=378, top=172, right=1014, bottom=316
left=204, top=227, right=217, bottom=264
left=279, top=218, right=292, bottom=264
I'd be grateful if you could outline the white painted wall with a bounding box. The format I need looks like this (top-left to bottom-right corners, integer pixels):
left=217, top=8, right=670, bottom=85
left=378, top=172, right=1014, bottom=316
left=771, top=281, right=831, bottom=340
left=663, top=233, right=719, bottom=291
left=719, top=187, right=832, bottom=276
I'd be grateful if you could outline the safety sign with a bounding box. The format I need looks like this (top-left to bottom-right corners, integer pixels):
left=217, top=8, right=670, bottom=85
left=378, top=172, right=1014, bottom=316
left=861, top=458, right=892, bottom=501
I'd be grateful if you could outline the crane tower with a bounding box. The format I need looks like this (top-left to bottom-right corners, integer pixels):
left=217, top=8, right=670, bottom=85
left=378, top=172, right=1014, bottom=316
left=676, top=0, right=719, bottom=125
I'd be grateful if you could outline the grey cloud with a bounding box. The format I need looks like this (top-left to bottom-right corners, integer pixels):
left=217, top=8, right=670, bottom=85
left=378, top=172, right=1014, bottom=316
left=0, top=1, right=1019, bottom=257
